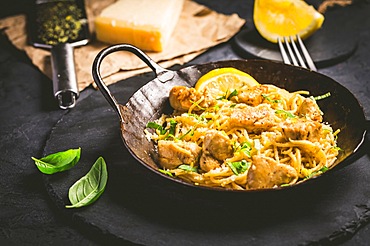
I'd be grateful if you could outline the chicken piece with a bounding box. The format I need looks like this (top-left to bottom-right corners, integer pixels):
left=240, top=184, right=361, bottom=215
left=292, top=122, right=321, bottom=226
left=199, top=153, right=221, bottom=172
left=169, top=86, right=216, bottom=112
left=228, top=104, right=276, bottom=133
left=297, top=97, right=323, bottom=121
left=281, top=119, right=322, bottom=141
left=199, top=130, right=233, bottom=172
left=247, top=155, right=298, bottom=189
left=232, top=85, right=268, bottom=106
left=158, top=140, right=201, bottom=169
left=203, top=130, right=233, bottom=161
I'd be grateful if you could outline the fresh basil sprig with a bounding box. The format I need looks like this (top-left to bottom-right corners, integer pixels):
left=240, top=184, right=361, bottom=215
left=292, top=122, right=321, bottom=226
left=31, top=148, right=81, bottom=174
left=66, top=157, right=108, bottom=208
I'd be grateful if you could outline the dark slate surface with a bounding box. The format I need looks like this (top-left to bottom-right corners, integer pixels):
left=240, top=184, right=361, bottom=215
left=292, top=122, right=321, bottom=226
left=1, top=0, right=370, bottom=245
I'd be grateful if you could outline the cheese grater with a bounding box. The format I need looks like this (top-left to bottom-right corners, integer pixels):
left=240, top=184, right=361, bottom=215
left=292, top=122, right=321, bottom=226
left=28, top=0, right=90, bottom=109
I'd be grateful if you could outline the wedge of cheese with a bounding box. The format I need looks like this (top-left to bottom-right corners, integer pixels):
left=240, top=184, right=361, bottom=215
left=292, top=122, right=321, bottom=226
left=94, top=0, right=184, bottom=52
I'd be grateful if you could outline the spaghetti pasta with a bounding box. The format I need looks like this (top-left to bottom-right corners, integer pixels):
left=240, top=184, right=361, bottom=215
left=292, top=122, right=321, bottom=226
left=145, top=82, right=339, bottom=190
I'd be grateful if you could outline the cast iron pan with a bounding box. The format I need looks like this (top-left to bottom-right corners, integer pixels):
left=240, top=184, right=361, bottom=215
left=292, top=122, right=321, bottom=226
left=92, top=44, right=369, bottom=193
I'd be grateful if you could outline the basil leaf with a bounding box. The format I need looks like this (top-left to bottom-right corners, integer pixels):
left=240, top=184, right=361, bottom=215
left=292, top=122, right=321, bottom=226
left=31, top=148, right=81, bottom=174
left=65, top=156, right=108, bottom=208
left=227, top=160, right=250, bottom=175
left=178, top=164, right=198, bottom=172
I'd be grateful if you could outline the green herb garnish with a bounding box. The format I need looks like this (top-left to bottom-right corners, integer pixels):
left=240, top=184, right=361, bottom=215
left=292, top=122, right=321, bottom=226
left=227, top=89, right=238, bottom=100
left=146, top=122, right=166, bottom=135
left=178, top=128, right=193, bottom=140
left=218, top=89, right=238, bottom=100
left=187, top=113, right=207, bottom=123
left=66, top=157, right=108, bottom=208
left=332, top=146, right=343, bottom=151
left=178, top=164, right=198, bottom=172
left=305, top=166, right=329, bottom=180
left=189, top=100, right=206, bottom=111
left=31, top=148, right=81, bottom=174
left=236, top=142, right=252, bottom=157
left=275, top=109, right=297, bottom=118
left=313, top=92, right=331, bottom=101
left=169, top=120, right=177, bottom=135
left=262, top=94, right=281, bottom=103
left=227, top=160, right=250, bottom=175
left=159, top=169, right=173, bottom=177
left=147, top=120, right=178, bottom=137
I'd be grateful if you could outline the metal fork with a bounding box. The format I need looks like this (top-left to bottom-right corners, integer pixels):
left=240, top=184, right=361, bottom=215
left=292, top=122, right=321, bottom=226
left=278, top=35, right=317, bottom=71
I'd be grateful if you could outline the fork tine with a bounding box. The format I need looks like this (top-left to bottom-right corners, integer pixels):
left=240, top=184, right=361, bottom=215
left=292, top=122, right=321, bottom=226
left=296, top=35, right=317, bottom=71
left=289, top=36, right=307, bottom=69
left=278, top=37, right=290, bottom=65
left=278, top=35, right=317, bottom=72
left=283, top=36, right=299, bottom=66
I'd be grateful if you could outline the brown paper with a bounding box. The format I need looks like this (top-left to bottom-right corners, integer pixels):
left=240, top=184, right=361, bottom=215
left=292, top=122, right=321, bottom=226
left=0, top=0, right=245, bottom=91
left=318, top=0, right=354, bottom=13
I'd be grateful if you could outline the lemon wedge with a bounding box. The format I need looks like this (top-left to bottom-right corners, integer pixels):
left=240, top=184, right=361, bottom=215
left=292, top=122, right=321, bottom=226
left=253, top=0, right=324, bottom=43
left=195, top=67, right=260, bottom=99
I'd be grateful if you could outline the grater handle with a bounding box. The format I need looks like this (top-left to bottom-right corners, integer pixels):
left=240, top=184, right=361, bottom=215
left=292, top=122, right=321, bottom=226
left=50, top=43, right=79, bottom=109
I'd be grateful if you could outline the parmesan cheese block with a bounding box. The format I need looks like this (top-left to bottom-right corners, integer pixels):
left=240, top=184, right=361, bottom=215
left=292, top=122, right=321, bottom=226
left=94, top=0, right=184, bottom=52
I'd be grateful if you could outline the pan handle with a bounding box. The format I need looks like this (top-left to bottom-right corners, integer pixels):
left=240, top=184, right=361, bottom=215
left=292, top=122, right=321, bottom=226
left=92, top=43, right=175, bottom=119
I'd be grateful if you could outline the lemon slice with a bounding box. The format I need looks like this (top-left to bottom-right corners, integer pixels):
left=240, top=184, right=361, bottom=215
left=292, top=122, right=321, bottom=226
left=253, top=0, right=324, bottom=43
left=195, top=67, right=260, bottom=99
